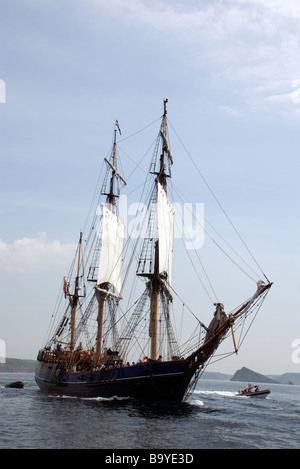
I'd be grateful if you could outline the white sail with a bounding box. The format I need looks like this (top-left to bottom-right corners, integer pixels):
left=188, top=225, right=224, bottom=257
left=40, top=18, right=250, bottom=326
left=157, top=181, right=175, bottom=285
left=97, top=205, right=125, bottom=293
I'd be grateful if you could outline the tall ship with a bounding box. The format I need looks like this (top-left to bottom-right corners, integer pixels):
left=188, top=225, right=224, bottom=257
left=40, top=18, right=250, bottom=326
left=35, top=100, right=272, bottom=402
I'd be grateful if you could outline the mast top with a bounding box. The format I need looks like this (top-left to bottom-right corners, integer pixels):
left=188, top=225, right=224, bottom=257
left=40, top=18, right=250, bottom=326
left=156, top=98, right=172, bottom=189
left=102, top=120, right=126, bottom=209
left=163, top=98, right=168, bottom=116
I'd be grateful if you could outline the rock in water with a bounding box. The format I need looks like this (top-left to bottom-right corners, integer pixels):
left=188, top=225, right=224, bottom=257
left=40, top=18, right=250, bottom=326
left=5, top=380, right=25, bottom=388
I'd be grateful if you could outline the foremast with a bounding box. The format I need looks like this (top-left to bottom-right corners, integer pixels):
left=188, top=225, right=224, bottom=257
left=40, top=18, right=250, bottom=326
left=94, top=120, right=126, bottom=365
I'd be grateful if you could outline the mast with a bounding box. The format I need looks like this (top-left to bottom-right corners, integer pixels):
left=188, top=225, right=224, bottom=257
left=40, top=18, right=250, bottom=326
left=95, top=289, right=105, bottom=365
left=149, top=99, right=172, bottom=359
left=94, top=120, right=125, bottom=365
left=157, top=98, right=169, bottom=189
left=70, top=232, right=83, bottom=356
left=150, top=241, right=159, bottom=359
left=107, top=120, right=120, bottom=208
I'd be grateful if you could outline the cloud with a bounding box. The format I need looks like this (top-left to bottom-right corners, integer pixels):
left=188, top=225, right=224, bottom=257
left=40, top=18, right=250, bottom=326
left=0, top=233, right=76, bottom=272
left=218, top=105, right=244, bottom=117
left=87, top=0, right=300, bottom=114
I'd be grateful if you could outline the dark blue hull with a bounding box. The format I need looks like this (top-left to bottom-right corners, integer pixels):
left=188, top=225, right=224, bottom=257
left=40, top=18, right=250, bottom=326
left=35, top=359, right=195, bottom=402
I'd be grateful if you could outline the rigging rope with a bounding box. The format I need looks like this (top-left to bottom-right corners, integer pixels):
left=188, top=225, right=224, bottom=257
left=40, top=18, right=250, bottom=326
left=171, top=181, right=262, bottom=281
left=167, top=118, right=270, bottom=283
left=168, top=283, right=208, bottom=332
left=118, top=138, right=156, bottom=183
left=169, top=183, right=218, bottom=303
left=118, top=116, right=162, bottom=143
left=171, top=182, right=258, bottom=284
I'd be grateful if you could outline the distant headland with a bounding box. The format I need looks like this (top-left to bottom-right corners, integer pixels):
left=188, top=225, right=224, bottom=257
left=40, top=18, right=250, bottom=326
left=0, top=357, right=36, bottom=373
left=202, top=366, right=300, bottom=385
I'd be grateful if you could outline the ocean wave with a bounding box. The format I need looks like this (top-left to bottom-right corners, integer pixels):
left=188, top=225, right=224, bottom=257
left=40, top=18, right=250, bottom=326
left=193, top=389, right=236, bottom=397
left=188, top=399, right=204, bottom=407
left=51, top=394, right=131, bottom=402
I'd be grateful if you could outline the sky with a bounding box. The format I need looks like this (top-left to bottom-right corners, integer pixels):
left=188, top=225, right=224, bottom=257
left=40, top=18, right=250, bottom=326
left=0, top=0, right=300, bottom=376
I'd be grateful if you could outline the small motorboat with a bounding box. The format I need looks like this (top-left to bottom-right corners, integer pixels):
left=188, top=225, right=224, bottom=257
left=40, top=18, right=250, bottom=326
left=5, top=380, right=25, bottom=389
left=237, top=385, right=270, bottom=398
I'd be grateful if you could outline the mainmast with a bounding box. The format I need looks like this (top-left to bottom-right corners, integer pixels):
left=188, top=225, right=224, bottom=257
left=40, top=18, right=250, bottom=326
left=148, top=99, right=174, bottom=359
left=157, top=98, right=169, bottom=189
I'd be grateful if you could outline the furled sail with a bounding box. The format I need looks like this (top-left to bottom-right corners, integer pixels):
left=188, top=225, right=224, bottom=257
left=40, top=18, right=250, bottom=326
left=157, top=181, right=174, bottom=285
left=97, top=205, right=125, bottom=293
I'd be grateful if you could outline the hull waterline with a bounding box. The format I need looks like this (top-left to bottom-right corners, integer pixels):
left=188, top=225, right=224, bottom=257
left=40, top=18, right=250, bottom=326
left=35, top=359, right=197, bottom=402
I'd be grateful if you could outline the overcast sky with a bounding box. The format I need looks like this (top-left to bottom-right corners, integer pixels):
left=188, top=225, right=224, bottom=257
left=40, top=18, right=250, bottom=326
left=1, top=0, right=300, bottom=375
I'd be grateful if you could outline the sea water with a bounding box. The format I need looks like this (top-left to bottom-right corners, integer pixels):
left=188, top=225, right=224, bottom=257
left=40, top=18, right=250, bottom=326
left=0, top=372, right=299, bottom=450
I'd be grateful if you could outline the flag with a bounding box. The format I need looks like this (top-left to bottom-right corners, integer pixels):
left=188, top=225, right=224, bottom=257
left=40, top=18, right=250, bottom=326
left=115, top=120, right=121, bottom=135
